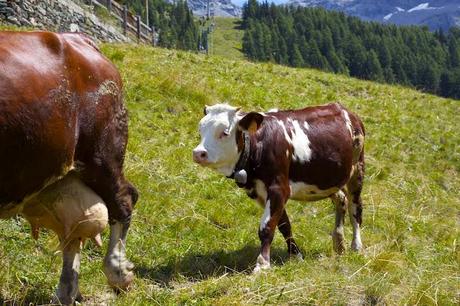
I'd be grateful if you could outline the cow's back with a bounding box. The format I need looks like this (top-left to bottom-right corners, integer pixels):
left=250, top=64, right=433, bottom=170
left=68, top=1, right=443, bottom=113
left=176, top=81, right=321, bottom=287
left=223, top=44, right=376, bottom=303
left=0, top=31, right=123, bottom=210
left=260, top=103, right=361, bottom=192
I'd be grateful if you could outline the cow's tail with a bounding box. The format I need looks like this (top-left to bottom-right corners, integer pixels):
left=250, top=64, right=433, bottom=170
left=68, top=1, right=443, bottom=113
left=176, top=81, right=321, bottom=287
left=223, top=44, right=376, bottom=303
left=350, top=112, right=365, bottom=165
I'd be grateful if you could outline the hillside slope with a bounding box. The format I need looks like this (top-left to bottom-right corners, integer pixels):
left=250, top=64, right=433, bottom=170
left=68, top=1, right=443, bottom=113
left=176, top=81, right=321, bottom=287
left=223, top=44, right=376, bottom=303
left=0, top=44, right=458, bottom=305
left=211, top=17, right=245, bottom=59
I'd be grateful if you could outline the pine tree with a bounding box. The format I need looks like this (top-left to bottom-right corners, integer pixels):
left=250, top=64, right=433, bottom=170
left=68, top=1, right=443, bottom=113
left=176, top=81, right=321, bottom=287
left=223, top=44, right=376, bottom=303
left=448, top=35, right=460, bottom=68
left=240, top=1, right=460, bottom=99
left=417, top=63, right=440, bottom=93
left=242, top=24, right=257, bottom=60
left=364, top=50, right=384, bottom=81
left=289, top=43, right=304, bottom=67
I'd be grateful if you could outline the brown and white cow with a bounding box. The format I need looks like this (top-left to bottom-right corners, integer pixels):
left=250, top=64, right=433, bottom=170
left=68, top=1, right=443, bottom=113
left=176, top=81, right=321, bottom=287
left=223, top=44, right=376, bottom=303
left=0, top=31, right=138, bottom=303
left=193, top=103, right=365, bottom=272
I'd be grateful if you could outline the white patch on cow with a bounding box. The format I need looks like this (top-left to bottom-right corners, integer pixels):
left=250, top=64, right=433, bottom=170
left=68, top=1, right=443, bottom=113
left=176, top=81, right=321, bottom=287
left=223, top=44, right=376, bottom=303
left=277, top=120, right=292, bottom=144
left=267, top=108, right=278, bottom=112
left=289, top=181, right=339, bottom=201
left=291, top=120, right=312, bottom=163
left=334, top=190, right=347, bottom=203
left=342, top=109, right=353, bottom=138
left=348, top=198, right=363, bottom=251
left=194, top=104, right=242, bottom=176
left=286, top=149, right=289, bottom=158
left=260, top=200, right=271, bottom=231
left=303, top=121, right=310, bottom=131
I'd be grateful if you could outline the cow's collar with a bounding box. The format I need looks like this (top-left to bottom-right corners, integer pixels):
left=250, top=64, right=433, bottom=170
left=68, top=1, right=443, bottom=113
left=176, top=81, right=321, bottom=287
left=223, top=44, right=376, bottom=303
left=227, top=130, right=250, bottom=185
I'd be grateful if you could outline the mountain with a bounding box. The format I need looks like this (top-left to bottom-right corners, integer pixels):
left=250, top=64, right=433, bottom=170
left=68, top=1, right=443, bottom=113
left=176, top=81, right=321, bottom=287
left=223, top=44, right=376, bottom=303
left=181, top=0, right=242, bottom=17
left=287, top=0, right=460, bottom=30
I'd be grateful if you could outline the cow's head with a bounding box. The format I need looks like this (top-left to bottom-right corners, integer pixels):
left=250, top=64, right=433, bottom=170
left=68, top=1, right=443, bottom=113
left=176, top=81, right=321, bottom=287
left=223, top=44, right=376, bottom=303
left=193, top=103, right=263, bottom=176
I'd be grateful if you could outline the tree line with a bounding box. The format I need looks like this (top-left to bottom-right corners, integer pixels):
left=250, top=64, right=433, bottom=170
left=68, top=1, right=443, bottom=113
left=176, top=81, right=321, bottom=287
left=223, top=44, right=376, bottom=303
left=119, top=0, right=203, bottom=51
left=242, top=0, right=460, bottom=99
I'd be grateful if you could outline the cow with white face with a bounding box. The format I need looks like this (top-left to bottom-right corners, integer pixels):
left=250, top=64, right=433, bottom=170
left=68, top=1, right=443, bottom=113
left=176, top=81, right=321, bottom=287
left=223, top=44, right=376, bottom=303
left=193, top=104, right=242, bottom=176
left=193, top=103, right=365, bottom=272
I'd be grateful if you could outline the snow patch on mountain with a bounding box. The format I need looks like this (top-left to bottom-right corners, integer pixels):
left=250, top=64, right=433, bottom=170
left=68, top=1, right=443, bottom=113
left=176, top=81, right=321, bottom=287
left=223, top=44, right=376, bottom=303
left=286, top=0, right=460, bottom=30
left=407, top=3, right=439, bottom=12
left=384, top=13, right=393, bottom=20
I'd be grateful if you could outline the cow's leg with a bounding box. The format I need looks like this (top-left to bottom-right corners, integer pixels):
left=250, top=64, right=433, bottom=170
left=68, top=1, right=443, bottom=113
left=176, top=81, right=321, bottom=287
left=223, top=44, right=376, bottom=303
left=55, top=239, right=82, bottom=305
left=78, top=103, right=139, bottom=289
left=348, top=191, right=363, bottom=251
left=91, top=174, right=137, bottom=289
left=278, top=209, right=302, bottom=259
left=81, top=162, right=137, bottom=289
left=347, top=161, right=364, bottom=251
left=104, top=219, right=135, bottom=289
left=254, top=185, right=288, bottom=273
left=331, top=190, right=347, bottom=254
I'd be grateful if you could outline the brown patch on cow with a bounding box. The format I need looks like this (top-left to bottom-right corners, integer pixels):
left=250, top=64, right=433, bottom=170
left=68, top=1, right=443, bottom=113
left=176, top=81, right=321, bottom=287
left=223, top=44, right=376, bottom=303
left=0, top=31, right=138, bottom=303
left=0, top=31, right=137, bottom=222
left=228, top=103, right=364, bottom=271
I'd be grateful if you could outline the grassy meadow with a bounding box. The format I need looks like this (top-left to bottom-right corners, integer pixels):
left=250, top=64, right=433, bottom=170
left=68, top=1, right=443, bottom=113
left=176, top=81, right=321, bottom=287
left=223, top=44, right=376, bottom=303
left=211, top=17, right=245, bottom=60
left=0, top=28, right=459, bottom=304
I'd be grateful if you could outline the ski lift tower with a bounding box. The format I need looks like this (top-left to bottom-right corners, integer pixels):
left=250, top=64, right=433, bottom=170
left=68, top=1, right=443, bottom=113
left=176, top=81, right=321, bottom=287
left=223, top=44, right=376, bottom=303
left=205, top=0, right=215, bottom=55
left=207, top=0, right=215, bottom=19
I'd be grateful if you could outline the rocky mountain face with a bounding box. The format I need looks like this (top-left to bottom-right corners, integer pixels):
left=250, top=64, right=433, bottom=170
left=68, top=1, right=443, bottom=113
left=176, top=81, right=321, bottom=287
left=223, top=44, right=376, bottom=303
left=287, top=0, right=460, bottom=31
left=181, top=0, right=242, bottom=17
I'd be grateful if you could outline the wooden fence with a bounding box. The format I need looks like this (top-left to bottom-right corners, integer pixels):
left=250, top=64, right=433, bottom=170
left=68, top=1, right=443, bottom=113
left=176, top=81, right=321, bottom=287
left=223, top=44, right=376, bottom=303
left=85, top=0, right=157, bottom=45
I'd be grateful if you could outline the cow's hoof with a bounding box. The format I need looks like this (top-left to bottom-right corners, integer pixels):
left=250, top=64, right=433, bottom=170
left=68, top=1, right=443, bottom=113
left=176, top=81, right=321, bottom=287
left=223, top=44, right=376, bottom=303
left=332, top=231, right=345, bottom=255
left=289, top=252, right=304, bottom=261
left=253, top=254, right=270, bottom=274
left=351, top=240, right=363, bottom=252
left=54, top=280, right=81, bottom=305
left=53, top=291, right=80, bottom=306
left=107, top=270, right=134, bottom=290
left=104, top=258, right=135, bottom=290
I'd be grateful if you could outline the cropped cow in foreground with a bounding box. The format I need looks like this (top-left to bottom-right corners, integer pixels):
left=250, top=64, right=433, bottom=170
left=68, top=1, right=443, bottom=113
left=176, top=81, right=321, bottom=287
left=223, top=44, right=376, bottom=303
left=0, top=31, right=138, bottom=304
left=193, top=103, right=365, bottom=272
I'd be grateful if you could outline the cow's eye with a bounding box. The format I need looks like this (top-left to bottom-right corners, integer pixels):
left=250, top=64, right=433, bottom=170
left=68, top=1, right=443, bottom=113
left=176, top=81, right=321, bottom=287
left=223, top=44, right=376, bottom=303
left=219, top=130, right=230, bottom=139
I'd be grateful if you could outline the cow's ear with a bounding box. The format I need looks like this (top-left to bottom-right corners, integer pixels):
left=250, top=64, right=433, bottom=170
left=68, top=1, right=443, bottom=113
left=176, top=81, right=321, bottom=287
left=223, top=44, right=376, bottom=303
left=238, top=112, right=264, bottom=134
left=203, top=105, right=209, bottom=115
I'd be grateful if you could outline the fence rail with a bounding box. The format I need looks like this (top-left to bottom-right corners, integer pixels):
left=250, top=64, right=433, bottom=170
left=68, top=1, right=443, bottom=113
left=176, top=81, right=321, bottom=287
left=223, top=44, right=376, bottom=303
left=85, top=0, right=157, bottom=45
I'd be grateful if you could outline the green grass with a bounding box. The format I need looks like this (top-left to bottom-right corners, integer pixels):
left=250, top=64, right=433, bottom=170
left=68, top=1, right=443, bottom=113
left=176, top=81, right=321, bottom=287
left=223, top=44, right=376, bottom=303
left=211, top=17, right=245, bottom=60
left=0, top=41, right=459, bottom=305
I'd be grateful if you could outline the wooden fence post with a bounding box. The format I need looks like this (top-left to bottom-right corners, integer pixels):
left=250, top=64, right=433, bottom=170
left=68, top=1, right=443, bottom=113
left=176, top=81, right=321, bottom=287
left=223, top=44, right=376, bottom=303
left=136, top=15, right=141, bottom=43
left=107, top=0, right=112, bottom=12
left=122, top=5, right=127, bottom=35
left=151, top=26, right=155, bottom=46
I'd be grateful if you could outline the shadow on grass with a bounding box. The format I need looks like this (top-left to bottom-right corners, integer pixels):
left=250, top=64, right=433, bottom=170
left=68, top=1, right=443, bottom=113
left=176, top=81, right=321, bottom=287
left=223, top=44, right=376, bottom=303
left=0, top=282, right=53, bottom=305
left=233, top=19, right=244, bottom=30
left=135, top=244, right=290, bottom=287
left=233, top=46, right=244, bottom=53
